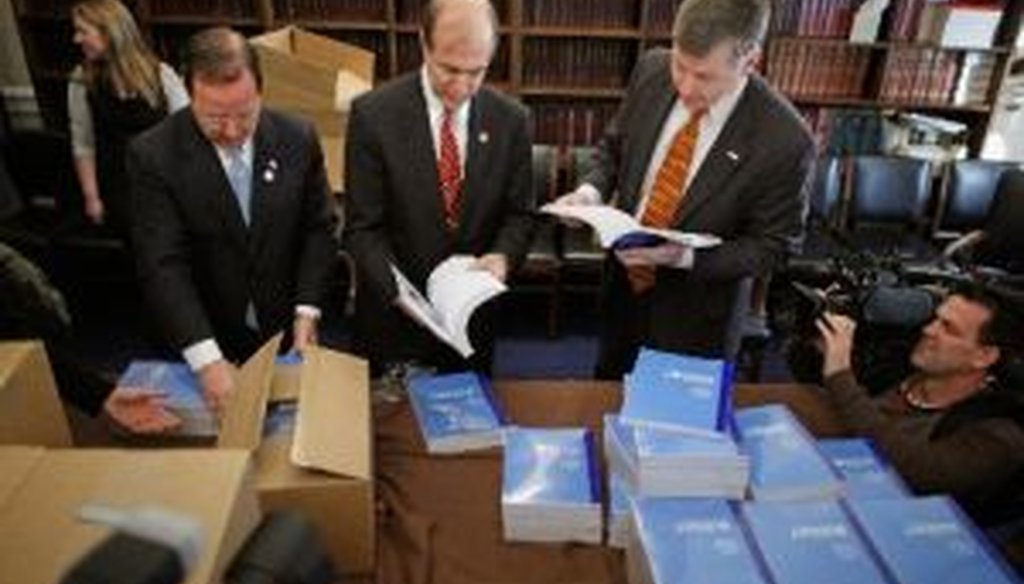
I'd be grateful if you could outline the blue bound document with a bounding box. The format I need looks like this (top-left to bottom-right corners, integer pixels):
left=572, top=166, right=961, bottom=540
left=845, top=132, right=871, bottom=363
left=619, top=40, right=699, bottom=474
left=630, top=498, right=769, bottom=584
left=847, top=496, right=1022, bottom=584
left=619, top=347, right=734, bottom=438
left=818, top=438, right=908, bottom=499
left=406, top=371, right=505, bottom=454
left=118, top=360, right=215, bottom=436
left=735, top=404, right=842, bottom=501
left=502, top=427, right=602, bottom=543
left=742, top=500, right=889, bottom=584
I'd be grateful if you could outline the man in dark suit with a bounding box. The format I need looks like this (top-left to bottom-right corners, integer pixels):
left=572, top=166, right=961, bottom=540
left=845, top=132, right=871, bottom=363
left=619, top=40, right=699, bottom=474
left=557, top=0, right=814, bottom=378
left=344, top=0, right=534, bottom=374
left=128, top=27, right=336, bottom=411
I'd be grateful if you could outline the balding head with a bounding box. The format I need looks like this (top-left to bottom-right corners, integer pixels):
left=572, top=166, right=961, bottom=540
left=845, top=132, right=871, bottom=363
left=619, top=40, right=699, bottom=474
left=421, top=0, right=498, bottom=52
left=420, top=0, right=498, bottom=110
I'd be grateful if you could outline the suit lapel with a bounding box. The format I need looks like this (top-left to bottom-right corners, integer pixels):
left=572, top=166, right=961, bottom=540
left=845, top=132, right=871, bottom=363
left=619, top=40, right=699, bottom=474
left=248, top=112, right=277, bottom=256
left=675, top=80, right=756, bottom=226
left=622, top=69, right=676, bottom=211
left=459, top=94, right=486, bottom=239
left=402, top=79, right=447, bottom=231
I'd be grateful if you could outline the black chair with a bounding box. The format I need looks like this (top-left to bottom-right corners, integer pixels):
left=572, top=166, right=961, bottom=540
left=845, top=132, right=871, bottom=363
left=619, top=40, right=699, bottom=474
left=786, top=155, right=845, bottom=278
left=846, top=155, right=937, bottom=262
left=945, top=168, right=1024, bottom=278
left=933, top=159, right=1016, bottom=243
left=512, top=144, right=562, bottom=337
left=561, top=146, right=606, bottom=280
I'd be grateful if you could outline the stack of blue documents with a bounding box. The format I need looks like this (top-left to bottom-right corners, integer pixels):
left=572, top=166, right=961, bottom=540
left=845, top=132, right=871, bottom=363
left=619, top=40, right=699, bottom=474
left=406, top=371, right=506, bottom=454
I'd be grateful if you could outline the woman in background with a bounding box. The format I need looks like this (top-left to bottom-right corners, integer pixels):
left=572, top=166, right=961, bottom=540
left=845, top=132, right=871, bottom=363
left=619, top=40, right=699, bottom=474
left=68, top=0, right=188, bottom=238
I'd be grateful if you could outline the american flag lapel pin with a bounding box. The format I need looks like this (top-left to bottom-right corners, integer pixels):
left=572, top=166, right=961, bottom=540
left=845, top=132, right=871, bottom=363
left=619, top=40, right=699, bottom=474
left=478, top=131, right=489, bottom=144
left=263, top=158, right=277, bottom=183
left=725, top=150, right=740, bottom=162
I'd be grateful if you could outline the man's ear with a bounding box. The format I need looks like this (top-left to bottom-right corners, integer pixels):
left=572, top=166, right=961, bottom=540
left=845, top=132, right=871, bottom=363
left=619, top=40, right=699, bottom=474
left=974, top=345, right=1001, bottom=371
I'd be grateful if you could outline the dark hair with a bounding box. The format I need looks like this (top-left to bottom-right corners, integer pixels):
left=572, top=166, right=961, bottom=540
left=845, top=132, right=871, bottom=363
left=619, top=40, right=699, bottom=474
left=671, top=0, right=770, bottom=59
left=956, top=284, right=1024, bottom=359
left=420, top=0, right=498, bottom=51
left=181, top=27, right=261, bottom=92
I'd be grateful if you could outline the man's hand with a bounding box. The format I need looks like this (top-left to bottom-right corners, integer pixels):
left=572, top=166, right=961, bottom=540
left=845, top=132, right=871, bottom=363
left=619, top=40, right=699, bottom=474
left=103, top=387, right=181, bottom=434
left=614, top=242, right=688, bottom=267
left=84, top=197, right=105, bottom=224
left=198, top=359, right=236, bottom=415
left=816, top=311, right=856, bottom=378
left=291, top=313, right=319, bottom=354
left=474, top=253, right=508, bottom=282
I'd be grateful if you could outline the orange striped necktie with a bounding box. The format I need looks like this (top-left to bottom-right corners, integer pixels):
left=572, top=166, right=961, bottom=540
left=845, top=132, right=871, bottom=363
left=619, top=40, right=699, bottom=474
left=438, top=109, right=462, bottom=231
left=628, top=109, right=705, bottom=294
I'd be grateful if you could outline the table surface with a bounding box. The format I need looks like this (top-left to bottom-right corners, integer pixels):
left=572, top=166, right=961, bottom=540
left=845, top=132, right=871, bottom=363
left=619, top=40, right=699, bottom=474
left=361, top=380, right=845, bottom=584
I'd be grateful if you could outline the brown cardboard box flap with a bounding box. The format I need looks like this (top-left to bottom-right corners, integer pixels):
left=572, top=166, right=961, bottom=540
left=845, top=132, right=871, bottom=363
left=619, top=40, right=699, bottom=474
left=291, top=346, right=371, bottom=480
left=0, top=448, right=260, bottom=584
left=0, top=341, right=73, bottom=447
left=217, top=334, right=282, bottom=450
left=0, top=446, right=44, bottom=508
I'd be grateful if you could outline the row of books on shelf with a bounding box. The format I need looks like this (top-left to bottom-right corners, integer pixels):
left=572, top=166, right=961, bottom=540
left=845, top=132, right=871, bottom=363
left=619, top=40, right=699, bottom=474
left=522, top=39, right=634, bottom=88
left=877, top=47, right=985, bottom=106
left=893, top=0, right=1003, bottom=48
left=770, top=0, right=860, bottom=39
left=269, top=0, right=385, bottom=21
left=629, top=495, right=1019, bottom=584
left=148, top=0, right=259, bottom=18
left=523, top=0, right=640, bottom=29
left=530, top=100, right=618, bottom=146
left=766, top=40, right=872, bottom=100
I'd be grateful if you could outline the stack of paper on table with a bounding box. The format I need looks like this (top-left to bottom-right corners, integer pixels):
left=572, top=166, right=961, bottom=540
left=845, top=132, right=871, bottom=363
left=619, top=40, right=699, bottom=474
left=741, top=499, right=890, bottom=584
left=817, top=437, right=909, bottom=500
left=501, top=427, right=602, bottom=544
left=406, top=371, right=506, bottom=454
left=607, top=472, right=635, bottom=548
left=627, top=498, right=769, bottom=584
left=618, top=347, right=734, bottom=439
left=847, top=495, right=1021, bottom=584
left=604, top=414, right=748, bottom=499
left=735, top=404, right=842, bottom=501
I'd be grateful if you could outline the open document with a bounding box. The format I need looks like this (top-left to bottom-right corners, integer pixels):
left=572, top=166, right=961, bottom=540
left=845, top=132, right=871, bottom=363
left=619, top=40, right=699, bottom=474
left=391, top=255, right=507, bottom=358
left=541, top=202, right=722, bottom=250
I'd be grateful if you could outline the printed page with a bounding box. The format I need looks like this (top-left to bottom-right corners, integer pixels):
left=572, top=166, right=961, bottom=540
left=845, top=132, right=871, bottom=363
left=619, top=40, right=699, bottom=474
left=427, top=255, right=507, bottom=358
left=540, top=202, right=721, bottom=249
left=390, top=263, right=459, bottom=353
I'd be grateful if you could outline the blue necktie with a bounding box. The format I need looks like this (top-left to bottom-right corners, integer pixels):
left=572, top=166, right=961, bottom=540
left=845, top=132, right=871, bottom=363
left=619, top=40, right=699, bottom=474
left=227, top=146, right=252, bottom=225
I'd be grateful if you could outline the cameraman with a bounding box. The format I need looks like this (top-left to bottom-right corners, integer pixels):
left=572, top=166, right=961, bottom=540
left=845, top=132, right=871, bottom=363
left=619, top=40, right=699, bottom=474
left=817, top=286, right=1024, bottom=515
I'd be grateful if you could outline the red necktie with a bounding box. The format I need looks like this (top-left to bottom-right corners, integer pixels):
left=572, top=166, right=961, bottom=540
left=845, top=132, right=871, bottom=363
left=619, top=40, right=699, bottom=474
left=438, top=110, right=462, bottom=230
left=628, top=110, right=704, bottom=294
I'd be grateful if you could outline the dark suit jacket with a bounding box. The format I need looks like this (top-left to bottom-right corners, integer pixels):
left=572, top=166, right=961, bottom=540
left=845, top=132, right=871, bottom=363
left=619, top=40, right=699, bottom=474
left=128, top=108, right=336, bottom=361
left=588, top=49, right=814, bottom=372
left=343, top=72, right=534, bottom=368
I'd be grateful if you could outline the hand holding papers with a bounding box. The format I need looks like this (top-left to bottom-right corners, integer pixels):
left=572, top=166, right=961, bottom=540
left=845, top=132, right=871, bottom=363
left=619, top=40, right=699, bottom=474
left=540, top=201, right=721, bottom=250
left=391, top=255, right=507, bottom=358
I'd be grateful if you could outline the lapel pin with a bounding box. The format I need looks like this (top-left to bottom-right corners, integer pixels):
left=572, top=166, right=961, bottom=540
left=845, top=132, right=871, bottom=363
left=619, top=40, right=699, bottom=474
left=478, top=131, right=489, bottom=144
left=725, top=150, right=740, bottom=162
left=263, top=169, right=275, bottom=183
left=268, top=158, right=278, bottom=170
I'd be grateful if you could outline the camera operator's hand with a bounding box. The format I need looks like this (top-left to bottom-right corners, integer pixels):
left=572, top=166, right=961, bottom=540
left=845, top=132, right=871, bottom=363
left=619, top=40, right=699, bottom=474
left=816, top=312, right=856, bottom=379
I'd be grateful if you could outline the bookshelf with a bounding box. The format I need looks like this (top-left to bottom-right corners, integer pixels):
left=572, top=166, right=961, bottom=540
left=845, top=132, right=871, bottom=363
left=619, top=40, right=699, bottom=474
left=12, top=0, right=1024, bottom=156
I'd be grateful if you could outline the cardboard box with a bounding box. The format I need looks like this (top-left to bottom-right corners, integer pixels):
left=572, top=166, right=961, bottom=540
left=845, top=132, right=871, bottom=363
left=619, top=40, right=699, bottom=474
left=250, top=26, right=375, bottom=193
left=220, top=335, right=375, bottom=574
left=0, top=446, right=260, bottom=584
left=0, top=341, right=73, bottom=447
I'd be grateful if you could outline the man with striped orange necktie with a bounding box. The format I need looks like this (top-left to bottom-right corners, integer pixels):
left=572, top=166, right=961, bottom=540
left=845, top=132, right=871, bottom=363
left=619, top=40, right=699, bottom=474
left=344, top=0, right=534, bottom=375
left=554, top=0, right=814, bottom=378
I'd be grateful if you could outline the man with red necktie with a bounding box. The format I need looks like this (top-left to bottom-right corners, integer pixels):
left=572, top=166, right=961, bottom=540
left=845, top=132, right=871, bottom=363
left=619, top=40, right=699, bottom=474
left=555, top=0, right=815, bottom=378
left=344, top=0, right=534, bottom=375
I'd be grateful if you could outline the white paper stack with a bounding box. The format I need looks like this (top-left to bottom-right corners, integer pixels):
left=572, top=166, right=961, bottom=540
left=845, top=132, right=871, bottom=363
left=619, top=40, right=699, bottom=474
left=501, top=427, right=602, bottom=544
left=604, top=414, right=748, bottom=499
left=735, top=404, right=843, bottom=502
left=607, top=472, right=635, bottom=548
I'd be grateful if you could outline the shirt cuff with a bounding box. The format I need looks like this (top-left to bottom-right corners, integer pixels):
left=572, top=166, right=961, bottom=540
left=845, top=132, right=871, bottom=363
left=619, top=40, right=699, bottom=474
left=671, top=245, right=695, bottom=269
left=576, top=183, right=602, bottom=205
left=295, top=305, right=321, bottom=320
left=183, top=338, right=223, bottom=371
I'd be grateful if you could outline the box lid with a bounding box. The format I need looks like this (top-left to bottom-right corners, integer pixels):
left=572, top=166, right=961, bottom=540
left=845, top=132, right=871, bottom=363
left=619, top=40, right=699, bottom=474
left=217, top=335, right=282, bottom=450
left=0, top=341, right=73, bottom=447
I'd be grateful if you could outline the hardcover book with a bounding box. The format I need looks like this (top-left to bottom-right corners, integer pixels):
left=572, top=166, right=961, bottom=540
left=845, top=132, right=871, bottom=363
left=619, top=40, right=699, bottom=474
left=735, top=404, right=842, bottom=501
left=742, top=500, right=890, bottom=584
left=501, top=427, right=602, bottom=543
left=117, top=360, right=215, bottom=437
left=847, top=496, right=1021, bottom=584
left=406, top=371, right=505, bottom=454
left=619, top=348, right=734, bottom=439
left=630, top=498, right=769, bottom=584
left=818, top=438, right=908, bottom=499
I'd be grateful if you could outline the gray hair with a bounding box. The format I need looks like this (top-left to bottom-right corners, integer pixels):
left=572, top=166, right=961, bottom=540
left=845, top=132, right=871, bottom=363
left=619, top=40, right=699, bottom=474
left=672, top=0, right=770, bottom=59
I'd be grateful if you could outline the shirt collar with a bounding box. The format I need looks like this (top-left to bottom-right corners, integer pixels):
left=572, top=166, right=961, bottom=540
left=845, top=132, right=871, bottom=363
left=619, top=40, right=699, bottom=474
left=704, top=75, right=748, bottom=127
left=420, top=66, right=471, bottom=125
left=216, top=138, right=253, bottom=165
